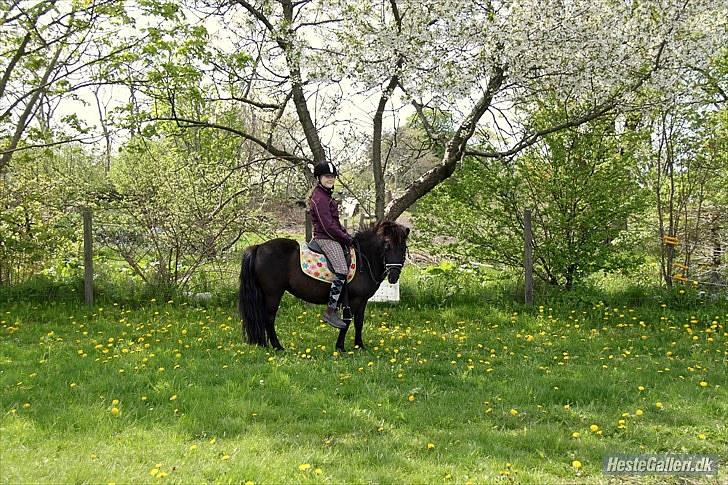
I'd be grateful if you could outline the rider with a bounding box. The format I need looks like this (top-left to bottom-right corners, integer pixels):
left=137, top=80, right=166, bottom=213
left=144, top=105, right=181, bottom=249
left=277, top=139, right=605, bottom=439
left=308, top=161, right=353, bottom=329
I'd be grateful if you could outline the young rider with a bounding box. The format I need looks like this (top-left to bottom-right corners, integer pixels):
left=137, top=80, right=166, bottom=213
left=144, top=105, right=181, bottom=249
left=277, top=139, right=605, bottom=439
left=308, top=161, right=353, bottom=329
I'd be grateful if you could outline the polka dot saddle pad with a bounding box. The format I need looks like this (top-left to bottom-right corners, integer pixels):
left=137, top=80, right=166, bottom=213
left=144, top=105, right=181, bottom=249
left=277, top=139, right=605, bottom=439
left=299, top=242, right=357, bottom=283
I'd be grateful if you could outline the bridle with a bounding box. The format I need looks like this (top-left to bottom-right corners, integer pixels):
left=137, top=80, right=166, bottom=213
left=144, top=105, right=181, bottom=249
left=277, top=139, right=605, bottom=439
left=354, top=240, right=405, bottom=284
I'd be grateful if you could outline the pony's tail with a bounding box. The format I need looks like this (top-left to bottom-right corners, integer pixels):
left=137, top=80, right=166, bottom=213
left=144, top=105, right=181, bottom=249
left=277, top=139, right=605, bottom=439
left=239, top=245, right=268, bottom=346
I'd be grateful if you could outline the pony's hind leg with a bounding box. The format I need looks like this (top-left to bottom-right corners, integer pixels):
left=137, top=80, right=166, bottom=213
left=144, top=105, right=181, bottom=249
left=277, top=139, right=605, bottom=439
left=265, top=291, right=285, bottom=350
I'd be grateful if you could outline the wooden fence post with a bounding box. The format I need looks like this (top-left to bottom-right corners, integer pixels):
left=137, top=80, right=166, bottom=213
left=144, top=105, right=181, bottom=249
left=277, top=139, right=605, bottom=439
left=305, top=210, right=312, bottom=241
left=524, top=208, right=534, bottom=306
left=83, top=209, right=93, bottom=306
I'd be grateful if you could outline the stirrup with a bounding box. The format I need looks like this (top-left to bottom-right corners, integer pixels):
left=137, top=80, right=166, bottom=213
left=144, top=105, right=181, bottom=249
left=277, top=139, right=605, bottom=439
left=341, top=306, right=353, bottom=325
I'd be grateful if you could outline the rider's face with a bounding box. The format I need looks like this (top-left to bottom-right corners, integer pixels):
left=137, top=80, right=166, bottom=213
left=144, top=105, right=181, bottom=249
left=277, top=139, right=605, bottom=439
left=320, top=174, right=336, bottom=189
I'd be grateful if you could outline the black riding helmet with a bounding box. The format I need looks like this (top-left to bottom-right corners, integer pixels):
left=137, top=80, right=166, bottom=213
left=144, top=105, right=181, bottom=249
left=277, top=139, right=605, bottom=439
left=313, top=161, right=338, bottom=178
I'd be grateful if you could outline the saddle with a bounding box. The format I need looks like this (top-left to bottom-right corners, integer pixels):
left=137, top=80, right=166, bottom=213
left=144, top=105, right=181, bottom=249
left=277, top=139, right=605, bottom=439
left=299, top=241, right=356, bottom=284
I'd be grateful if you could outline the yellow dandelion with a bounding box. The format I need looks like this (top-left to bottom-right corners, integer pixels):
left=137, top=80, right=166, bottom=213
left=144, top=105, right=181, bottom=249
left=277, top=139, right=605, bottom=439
left=635, top=409, right=644, bottom=416
left=638, top=386, right=645, bottom=391
left=111, top=407, right=120, bottom=416
left=408, top=395, right=415, bottom=402
left=245, top=481, right=255, bottom=485
left=655, top=402, right=664, bottom=409
left=590, top=424, right=599, bottom=432
left=111, top=399, right=119, bottom=406
left=699, top=381, right=708, bottom=388
left=510, top=408, right=519, bottom=416
left=698, top=433, right=706, bottom=440
left=22, top=403, right=31, bottom=409
left=149, top=468, right=159, bottom=477
left=315, top=468, right=323, bottom=475
left=189, top=444, right=198, bottom=451
left=571, top=432, right=581, bottom=439
left=572, top=460, right=582, bottom=469
left=169, top=395, right=177, bottom=401
left=221, top=454, right=230, bottom=460
left=427, top=443, right=435, bottom=449
left=298, top=463, right=312, bottom=471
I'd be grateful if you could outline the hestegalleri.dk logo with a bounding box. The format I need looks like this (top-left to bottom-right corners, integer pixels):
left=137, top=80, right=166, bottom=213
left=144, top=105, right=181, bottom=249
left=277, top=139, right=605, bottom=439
left=603, top=454, right=719, bottom=475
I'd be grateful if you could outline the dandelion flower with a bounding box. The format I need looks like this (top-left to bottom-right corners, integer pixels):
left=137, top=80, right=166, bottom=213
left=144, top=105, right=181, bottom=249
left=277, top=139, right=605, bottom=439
left=298, top=463, right=312, bottom=471
left=655, top=402, right=664, bottom=409
left=169, top=395, right=177, bottom=401
left=572, top=460, right=582, bottom=469
left=111, top=407, right=120, bottom=416
left=408, top=395, right=415, bottom=402
left=698, top=433, right=706, bottom=440
left=635, top=409, right=644, bottom=416
left=571, top=432, right=580, bottom=439
left=699, top=381, right=708, bottom=388
left=590, top=424, right=599, bottom=432
left=510, top=409, right=519, bottom=416
left=428, top=443, right=435, bottom=449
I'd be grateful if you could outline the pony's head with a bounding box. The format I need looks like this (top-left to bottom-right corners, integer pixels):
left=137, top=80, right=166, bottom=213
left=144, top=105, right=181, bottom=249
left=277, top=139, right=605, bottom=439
left=374, top=221, right=410, bottom=284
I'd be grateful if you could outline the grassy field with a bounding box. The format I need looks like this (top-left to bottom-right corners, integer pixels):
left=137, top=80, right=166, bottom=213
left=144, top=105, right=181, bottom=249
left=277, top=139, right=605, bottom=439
left=1, top=269, right=726, bottom=483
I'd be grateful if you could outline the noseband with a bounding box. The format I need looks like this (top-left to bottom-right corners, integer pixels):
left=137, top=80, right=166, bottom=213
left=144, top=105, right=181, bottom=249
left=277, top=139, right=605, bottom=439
left=384, top=260, right=404, bottom=278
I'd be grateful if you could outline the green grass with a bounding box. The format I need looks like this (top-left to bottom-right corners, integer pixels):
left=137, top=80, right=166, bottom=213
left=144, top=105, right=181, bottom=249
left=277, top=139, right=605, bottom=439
left=1, top=270, right=726, bottom=484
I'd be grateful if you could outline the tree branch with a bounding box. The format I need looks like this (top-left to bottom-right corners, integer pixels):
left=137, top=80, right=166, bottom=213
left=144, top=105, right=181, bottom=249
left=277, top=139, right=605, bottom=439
left=148, top=115, right=307, bottom=165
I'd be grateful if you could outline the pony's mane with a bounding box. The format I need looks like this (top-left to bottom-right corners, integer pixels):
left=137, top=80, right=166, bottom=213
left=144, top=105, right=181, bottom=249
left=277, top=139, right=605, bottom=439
left=354, top=221, right=408, bottom=248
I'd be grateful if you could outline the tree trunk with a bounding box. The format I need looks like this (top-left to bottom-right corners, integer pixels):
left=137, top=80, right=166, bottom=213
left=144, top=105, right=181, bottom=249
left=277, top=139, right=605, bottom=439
left=372, top=71, right=401, bottom=220
left=384, top=66, right=504, bottom=221
left=280, top=0, right=325, bottom=164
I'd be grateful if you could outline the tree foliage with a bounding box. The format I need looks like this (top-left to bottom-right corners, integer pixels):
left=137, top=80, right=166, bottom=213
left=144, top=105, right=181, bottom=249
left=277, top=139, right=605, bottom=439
left=416, top=107, right=649, bottom=288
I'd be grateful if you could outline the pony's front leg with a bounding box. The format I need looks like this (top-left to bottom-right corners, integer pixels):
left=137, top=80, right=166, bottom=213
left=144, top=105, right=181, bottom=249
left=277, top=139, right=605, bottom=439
left=353, top=303, right=367, bottom=350
left=335, top=326, right=348, bottom=353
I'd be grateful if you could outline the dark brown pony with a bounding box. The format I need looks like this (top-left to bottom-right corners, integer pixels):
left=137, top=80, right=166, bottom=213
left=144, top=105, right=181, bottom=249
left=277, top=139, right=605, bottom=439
left=239, top=221, right=409, bottom=352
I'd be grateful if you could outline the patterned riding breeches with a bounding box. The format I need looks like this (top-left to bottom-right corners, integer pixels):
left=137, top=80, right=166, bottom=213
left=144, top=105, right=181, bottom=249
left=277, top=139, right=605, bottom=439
left=314, top=238, right=349, bottom=275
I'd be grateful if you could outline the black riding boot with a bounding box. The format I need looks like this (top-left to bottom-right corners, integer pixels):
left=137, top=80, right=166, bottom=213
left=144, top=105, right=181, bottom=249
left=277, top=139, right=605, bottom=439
left=322, top=273, right=347, bottom=329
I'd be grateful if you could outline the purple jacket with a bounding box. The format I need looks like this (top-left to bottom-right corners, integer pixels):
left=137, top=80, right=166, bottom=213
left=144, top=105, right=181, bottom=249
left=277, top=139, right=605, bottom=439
left=309, top=184, right=353, bottom=246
